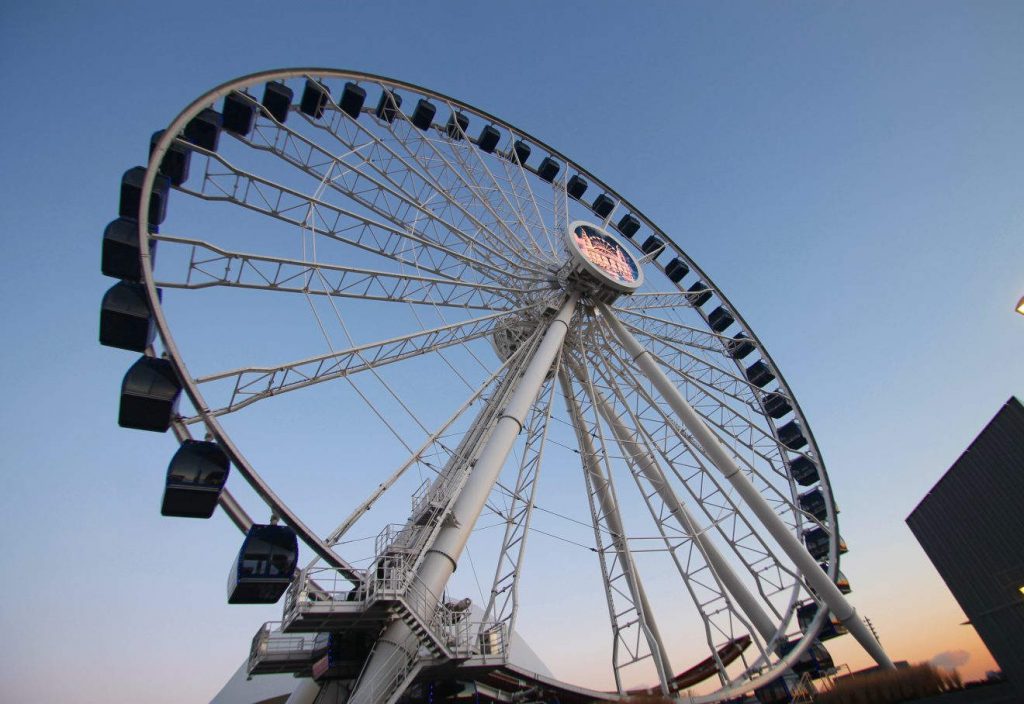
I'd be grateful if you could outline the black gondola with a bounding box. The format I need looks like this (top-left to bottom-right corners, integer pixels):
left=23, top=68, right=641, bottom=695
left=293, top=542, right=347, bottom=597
left=161, top=440, right=230, bottom=518
left=778, top=419, right=808, bottom=450
left=120, top=166, right=170, bottom=225
left=228, top=524, right=299, bottom=604
left=537, top=157, right=560, bottom=182
left=339, top=82, right=366, bottom=119
left=804, top=527, right=847, bottom=561
left=745, top=360, right=775, bottom=388
left=446, top=110, right=469, bottom=139
left=779, top=638, right=834, bottom=676
left=102, top=217, right=157, bottom=282
left=300, top=80, right=330, bottom=119
left=797, top=602, right=848, bottom=641
left=511, top=139, right=531, bottom=165
left=665, top=258, right=689, bottom=283
left=222, top=91, right=258, bottom=136
left=726, top=332, right=755, bottom=359
left=789, top=455, right=819, bottom=485
left=262, top=81, right=293, bottom=123
left=798, top=487, right=828, bottom=520
left=566, top=174, right=588, bottom=200
left=118, top=356, right=182, bottom=432
left=686, top=281, right=712, bottom=307
left=618, top=214, right=641, bottom=238
left=642, top=235, right=664, bottom=257
left=708, top=306, right=734, bottom=333
left=100, top=281, right=156, bottom=352
left=762, top=391, right=792, bottom=419
left=411, top=99, right=436, bottom=130
left=375, top=89, right=402, bottom=123
left=477, top=124, right=500, bottom=152
left=592, top=193, right=614, bottom=218
left=184, top=108, right=222, bottom=152
left=150, top=130, right=191, bottom=186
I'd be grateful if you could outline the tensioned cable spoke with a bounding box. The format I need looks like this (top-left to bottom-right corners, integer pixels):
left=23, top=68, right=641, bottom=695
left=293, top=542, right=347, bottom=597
left=606, top=320, right=788, bottom=476
left=565, top=349, right=753, bottom=685
left=375, top=108, right=563, bottom=274
left=153, top=234, right=522, bottom=310
left=179, top=144, right=548, bottom=288
left=496, top=138, right=560, bottom=259
left=585, top=342, right=794, bottom=607
left=616, top=317, right=763, bottom=407
left=437, top=108, right=560, bottom=263
left=595, top=316, right=802, bottom=514
left=234, top=95, right=553, bottom=281
left=313, top=345, right=529, bottom=560
left=589, top=333, right=802, bottom=604
left=289, top=88, right=551, bottom=274
left=186, top=306, right=529, bottom=421
left=601, top=347, right=810, bottom=536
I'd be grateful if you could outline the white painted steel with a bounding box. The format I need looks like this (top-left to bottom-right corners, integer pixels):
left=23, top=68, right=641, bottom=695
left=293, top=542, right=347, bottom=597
left=598, top=303, right=894, bottom=670
left=128, top=67, right=867, bottom=702
left=589, top=381, right=780, bottom=646
left=559, top=370, right=673, bottom=695
left=347, top=293, right=579, bottom=704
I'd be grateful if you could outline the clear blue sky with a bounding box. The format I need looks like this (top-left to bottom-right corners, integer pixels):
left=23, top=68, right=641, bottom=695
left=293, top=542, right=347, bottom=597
left=1, top=2, right=1022, bottom=702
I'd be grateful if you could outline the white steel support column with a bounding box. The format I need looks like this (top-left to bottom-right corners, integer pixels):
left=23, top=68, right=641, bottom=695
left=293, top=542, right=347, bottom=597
left=598, top=304, right=895, bottom=670
left=559, top=371, right=673, bottom=694
left=589, top=383, right=780, bottom=646
left=348, top=292, right=580, bottom=704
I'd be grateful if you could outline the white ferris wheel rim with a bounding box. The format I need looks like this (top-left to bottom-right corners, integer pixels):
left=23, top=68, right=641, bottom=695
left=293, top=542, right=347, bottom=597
left=130, top=67, right=848, bottom=701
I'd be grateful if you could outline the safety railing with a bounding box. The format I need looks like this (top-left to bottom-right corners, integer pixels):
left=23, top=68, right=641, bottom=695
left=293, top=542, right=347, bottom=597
left=282, top=554, right=508, bottom=665
left=248, top=621, right=328, bottom=673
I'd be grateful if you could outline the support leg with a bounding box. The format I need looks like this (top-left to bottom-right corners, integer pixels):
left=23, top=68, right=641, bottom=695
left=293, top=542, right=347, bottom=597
left=347, top=293, right=580, bottom=704
left=599, top=303, right=894, bottom=670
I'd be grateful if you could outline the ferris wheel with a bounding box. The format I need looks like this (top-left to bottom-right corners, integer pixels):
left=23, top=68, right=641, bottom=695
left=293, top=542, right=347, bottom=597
left=99, top=69, right=893, bottom=704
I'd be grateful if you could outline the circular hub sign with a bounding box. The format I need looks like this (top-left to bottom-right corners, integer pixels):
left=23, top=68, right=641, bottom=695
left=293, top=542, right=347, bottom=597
left=565, top=221, right=644, bottom=293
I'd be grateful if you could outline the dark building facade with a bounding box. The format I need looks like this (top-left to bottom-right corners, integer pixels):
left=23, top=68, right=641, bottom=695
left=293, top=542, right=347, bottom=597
left=907, top=397, right=1024, bottom=697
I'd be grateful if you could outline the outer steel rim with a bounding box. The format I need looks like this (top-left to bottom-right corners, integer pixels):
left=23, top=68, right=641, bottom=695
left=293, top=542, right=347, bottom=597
left=135, top=67, right=841, bottom=700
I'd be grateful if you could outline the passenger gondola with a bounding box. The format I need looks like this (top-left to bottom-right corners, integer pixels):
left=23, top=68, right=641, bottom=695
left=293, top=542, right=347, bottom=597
left=804, top=527, right=847, bottom=561
left=161, top=439, right=230, bottom=518
left=779, top=638, right=834, bottom=676
left=797, top=602, right=848, bottom=640
left=754, top=676, right=792, bottom=704
left=228, top=524, right=299, bottom=604
left=798, top=487, right=828, bottom=520
left=118, top=355, right=182, bottom=432
left=789, top=455, right=819, bottom=485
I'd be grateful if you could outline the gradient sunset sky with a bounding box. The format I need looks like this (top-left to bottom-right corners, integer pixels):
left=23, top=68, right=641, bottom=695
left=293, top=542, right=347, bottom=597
left=1, top=2, right=1022, bottom=702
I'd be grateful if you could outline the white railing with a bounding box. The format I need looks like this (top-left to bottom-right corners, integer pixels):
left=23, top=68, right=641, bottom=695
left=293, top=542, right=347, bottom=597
left=248, top=621, right=327, bottom=673
left=283, top=567, right=364, bottom=622
left=283, top=564, right=508, bottom=658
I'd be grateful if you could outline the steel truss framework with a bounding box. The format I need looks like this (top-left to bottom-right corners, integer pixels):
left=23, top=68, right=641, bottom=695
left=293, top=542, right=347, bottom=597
left=115, top=68, right=893, bottom=704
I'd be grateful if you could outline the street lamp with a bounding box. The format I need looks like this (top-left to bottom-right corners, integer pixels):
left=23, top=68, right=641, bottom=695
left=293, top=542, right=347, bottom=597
left=1017, top=295, right=1024, bottom=316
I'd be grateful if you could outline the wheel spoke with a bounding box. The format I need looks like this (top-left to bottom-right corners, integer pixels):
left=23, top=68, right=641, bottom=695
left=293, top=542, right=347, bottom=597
left=375, top=100, right=560, bottom=270
left=592, top=322, right=811, bottom=580
left=560, top=360, right=673, bottom=694
left=582, top=339, right=799, bottom=618
left=481, top=346, right=562, bottom=638
left=178, top=143, right=549, bottom=287
left=186, top=307, right=529, bottom=421
left=234, top=91, right=553, bottom=279
left=153, top=233, right=519, bottom=310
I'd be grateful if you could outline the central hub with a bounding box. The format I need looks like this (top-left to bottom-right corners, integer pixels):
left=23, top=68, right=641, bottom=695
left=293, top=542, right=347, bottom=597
left=564, top=220, right=643, bottom=302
